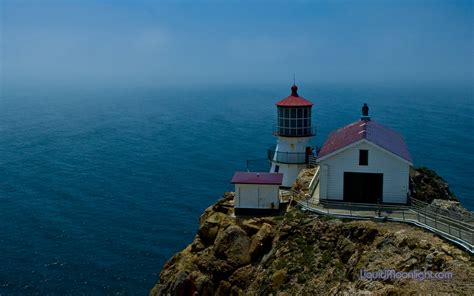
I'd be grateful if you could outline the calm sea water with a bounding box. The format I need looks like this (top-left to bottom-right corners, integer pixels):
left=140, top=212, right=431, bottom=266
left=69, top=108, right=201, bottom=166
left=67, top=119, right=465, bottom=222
left=0, top=83, right=472, bottom=294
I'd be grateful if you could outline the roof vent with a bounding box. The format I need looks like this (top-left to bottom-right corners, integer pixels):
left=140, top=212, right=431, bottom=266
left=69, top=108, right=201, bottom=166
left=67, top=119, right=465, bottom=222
left=361, top=103, right=370, bottom=121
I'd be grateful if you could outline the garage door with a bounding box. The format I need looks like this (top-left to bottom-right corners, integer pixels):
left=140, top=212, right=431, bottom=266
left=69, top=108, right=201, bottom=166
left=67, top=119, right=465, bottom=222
left=343, top=172, right=383, bottom=203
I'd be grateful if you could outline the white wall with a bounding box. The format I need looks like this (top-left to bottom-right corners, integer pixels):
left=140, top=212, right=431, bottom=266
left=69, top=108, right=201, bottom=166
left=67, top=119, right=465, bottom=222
left=318, top=141, right=410, bottom=204
left=235, top=184, right=280, bottom=209
left=275, top=136, right=312, bottom=153
left=270, top=136, right=312, bottom=187
left=270, top=163, right=307, bottom=187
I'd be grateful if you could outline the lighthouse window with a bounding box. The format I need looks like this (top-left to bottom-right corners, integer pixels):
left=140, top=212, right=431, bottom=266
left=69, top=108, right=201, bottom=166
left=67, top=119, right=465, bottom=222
left=276, top=106, right=313, bottom=136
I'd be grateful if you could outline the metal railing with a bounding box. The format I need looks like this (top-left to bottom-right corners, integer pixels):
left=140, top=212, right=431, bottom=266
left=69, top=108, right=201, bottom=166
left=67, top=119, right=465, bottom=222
left=307, top=166, right=320, bottom=196
left=297, top=198, right=473, bottom=253
left=411, top=197, right=474, bottom=223
left=292, top=170, right=474, bottom=254
left=246, top=158, right=271, bottom=172
left=308, top=155, right=318, bottom=166
left=268, top=147, right=309, bottom=164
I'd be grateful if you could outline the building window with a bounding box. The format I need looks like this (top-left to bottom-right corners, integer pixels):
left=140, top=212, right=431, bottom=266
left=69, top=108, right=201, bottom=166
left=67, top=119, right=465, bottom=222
left=274, top=165, right=280, bottom=173
left=359, top=150, right=368, bottom=166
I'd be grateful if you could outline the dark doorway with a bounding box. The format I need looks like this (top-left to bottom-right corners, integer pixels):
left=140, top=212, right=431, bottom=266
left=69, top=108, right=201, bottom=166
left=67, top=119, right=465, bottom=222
left=343, top=172, right=383, bottom=203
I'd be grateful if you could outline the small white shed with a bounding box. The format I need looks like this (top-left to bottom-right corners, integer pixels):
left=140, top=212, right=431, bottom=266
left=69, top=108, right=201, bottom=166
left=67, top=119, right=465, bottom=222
left=231, top=172, right=283, bottom=215
left=317, top=116, right=413, bottom=205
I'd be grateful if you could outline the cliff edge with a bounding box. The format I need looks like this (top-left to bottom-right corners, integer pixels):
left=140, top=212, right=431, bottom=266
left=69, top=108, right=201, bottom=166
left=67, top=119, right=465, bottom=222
left=151, top=169, right=473, bottom=295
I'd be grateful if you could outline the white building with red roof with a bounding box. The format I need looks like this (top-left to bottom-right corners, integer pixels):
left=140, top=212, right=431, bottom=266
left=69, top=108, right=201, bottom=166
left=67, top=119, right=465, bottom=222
left=231, top=172, right=283, bottom=215
left=316, top=104, right=413, bottom=204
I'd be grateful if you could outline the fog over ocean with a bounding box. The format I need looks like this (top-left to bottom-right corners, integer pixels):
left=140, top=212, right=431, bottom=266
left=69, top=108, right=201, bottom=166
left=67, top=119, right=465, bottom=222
left=0, top=83, right=472, bottom=294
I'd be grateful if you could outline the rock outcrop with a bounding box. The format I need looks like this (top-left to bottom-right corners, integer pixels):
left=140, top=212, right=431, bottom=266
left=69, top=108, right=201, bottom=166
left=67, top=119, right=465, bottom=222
left=410, top=167, right=458, bottom=203
left=410, top=167, right=473, bottom=222
left=151, top=193, right=474, bottom=295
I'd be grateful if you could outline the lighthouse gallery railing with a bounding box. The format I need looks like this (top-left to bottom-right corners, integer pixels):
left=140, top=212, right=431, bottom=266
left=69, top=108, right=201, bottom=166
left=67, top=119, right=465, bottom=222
left=267, top=146, right=309, bottom=164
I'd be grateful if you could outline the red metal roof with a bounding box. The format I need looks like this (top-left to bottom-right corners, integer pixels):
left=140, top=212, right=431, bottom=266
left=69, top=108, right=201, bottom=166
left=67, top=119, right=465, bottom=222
left=231, top=172, right=283, bottom=185
left=276, top=85, right=314, bottom=107
left=317, top=120, right=412, bottom=163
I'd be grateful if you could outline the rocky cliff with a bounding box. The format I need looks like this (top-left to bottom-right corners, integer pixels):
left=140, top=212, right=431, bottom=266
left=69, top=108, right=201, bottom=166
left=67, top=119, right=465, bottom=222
left=151, top=169, right=473, bottom=296
left=410, top=167, right=458, bottom=203
left=410, top=167, right=473, bottom=222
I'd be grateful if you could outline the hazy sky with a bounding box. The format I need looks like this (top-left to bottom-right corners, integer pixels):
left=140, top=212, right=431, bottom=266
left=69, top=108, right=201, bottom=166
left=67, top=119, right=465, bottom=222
left=1, top=0, right=473, bottom=89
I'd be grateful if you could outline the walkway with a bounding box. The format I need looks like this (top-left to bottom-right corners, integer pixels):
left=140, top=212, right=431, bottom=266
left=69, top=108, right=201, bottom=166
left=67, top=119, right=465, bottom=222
left=293, top=168, right=474, bottom=254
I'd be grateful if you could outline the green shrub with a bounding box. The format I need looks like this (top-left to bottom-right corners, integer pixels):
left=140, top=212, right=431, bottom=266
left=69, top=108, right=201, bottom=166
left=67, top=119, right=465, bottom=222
left=321, top=251, right=332, bottom=266
left=297, top=273, right=307, bottom=283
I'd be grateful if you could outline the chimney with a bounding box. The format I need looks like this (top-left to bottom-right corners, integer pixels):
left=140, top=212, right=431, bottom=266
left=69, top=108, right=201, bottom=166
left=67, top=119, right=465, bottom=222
left=361, top=103, right=370, bottom=121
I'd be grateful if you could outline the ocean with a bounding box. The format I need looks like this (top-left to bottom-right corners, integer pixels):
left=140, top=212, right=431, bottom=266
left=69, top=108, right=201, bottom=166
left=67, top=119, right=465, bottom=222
left=0, top=83, right=472, bottom=294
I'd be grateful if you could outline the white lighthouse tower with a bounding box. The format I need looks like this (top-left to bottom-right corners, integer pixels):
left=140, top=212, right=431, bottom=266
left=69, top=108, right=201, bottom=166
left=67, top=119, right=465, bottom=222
left=268, top=84, right=315, bottom=187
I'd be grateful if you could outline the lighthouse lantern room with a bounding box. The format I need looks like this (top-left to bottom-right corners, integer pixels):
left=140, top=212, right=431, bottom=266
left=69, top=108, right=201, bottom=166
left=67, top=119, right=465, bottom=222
left=269, top=84, right=315, bottom=187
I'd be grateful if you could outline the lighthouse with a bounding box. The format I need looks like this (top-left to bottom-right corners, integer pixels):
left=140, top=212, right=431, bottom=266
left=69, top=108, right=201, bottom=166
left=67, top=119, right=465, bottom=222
left=268, top=84, right=315, bottom=187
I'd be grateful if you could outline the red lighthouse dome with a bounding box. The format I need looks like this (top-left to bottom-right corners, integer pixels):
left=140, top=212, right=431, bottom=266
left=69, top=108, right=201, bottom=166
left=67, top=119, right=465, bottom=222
left=276, top=84, right=313, bottom=107
left=274, top=84, right=315, bottom=137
